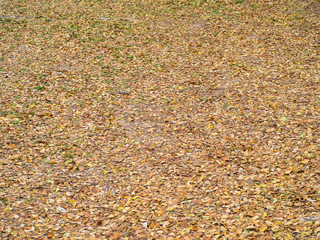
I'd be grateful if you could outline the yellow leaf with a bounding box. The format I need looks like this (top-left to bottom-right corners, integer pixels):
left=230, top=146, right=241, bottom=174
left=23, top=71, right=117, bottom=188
left=190, top=225, right=198, bottom=231
left=209, top=123, right=214, bottom=130
left=246, top=225, right=256, bottom=230
left=260, top=225, right=268, bottom=232
left=199, top=175, right=205, bottom=182
left=4, top=207, right=11, bottom=213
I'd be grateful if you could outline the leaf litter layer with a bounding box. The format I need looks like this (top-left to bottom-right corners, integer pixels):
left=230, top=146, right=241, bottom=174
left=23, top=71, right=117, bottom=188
left=0, top=0, right=319, bottom=239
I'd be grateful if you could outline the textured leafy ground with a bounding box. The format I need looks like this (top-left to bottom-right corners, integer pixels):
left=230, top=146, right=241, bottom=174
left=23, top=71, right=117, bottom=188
left=1, top=0, right=319, bottom=239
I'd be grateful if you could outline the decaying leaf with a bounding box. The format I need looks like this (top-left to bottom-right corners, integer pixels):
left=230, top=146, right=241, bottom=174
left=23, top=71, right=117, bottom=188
left=0, top=0, right=319, bottom=239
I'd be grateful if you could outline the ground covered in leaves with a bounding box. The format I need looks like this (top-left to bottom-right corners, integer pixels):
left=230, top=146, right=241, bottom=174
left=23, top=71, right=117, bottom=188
left=1, top=0, right=320, bottom=239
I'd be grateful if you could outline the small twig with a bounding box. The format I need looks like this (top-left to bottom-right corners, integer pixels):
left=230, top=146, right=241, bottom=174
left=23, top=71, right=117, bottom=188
left=235, top=202, right=249, bottom=207
left=118, top=91, right=130, bottom=95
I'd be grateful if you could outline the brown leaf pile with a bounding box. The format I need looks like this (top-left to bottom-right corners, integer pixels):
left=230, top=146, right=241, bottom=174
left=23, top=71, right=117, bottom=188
left=0, top=0, right=319, bottom=239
